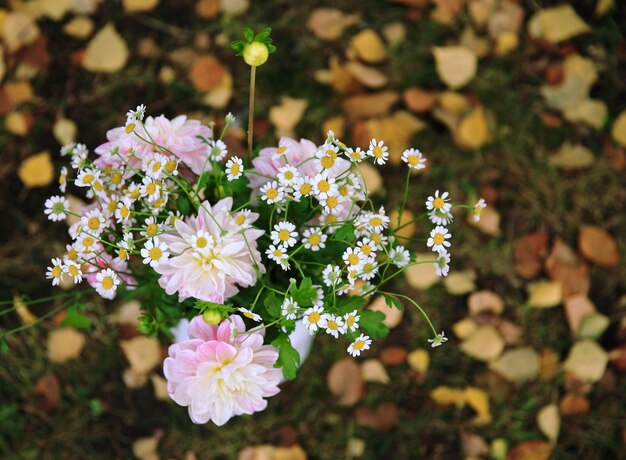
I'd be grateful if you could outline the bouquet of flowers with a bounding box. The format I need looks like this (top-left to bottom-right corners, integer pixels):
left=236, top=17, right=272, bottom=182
left=42, top=29, right=485, bottom=426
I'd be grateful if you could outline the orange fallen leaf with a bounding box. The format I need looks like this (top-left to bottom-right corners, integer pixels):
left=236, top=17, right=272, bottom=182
left=189, top=55, right=225, bottom=91
left=514, top=232, right=549, bottom=279
left=18, top=151, right=54, bottom=188
left=355, top=403, right=399, bottom=432
left=196, top=0, right=220, bottom=19
left=34, top=373, right=61, bottom=413
left=403, top=87, right=436, bottom=113
left=544, top=238, right=590, bottom=299
left=578, top=226, right=620, bottom=267
left=342, top=91, right=400, bottom=122
left=307, top=8, right=360, bottom=41
left=47, top=327, right=86, bottom=363
left=559, top=392, right=589, bottom=415
left=327, top=358, right=363, bottom=406
left=350, top=29, right=387, bottom=63
left=506, top=441, right=552, bottom=460
left=379, top=346, right=407, bottom=365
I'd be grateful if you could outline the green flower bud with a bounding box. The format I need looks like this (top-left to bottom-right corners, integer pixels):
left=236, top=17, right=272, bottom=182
left=243, top=42, right=269, bottom=67
left=202, top=308, right=223, bottom=325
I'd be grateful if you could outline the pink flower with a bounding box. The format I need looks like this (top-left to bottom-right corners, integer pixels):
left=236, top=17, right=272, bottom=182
left=163, top=315, right=282, bottom=425
left=95, top=115, right=213, bottom=176
left=154, top=198, right=265, bottom=303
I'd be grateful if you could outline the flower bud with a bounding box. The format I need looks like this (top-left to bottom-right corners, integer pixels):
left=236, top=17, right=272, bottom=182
left=243, top=42, right=269, bottom=67
left=202, top=309, right=223, bottom=325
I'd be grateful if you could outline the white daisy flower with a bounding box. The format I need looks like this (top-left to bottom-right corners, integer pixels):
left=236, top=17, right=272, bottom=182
left=312, top=173, right=337, bottom=200
left=434, top=251, right=451, bottom=277
left=302, top=227, right=327, bottom=251
left=315, top=144, right=339, bottom=171
left=277, top=165, right=299, bottom=187
left=75, top=234, right=98, bottom=254
left=44, top=196, right=70, bottom=222
left=63, top=261, right=83, bottom=284
left=473, top=198, right=487, bottom=222
left=60, top=143, right=75, bottom=157
left=233, top=209, right=253, bottom=228
left=126, top=104, right=146, bottom=122
left=81, top=209, right=106, bottom=236
left=238, top=307, right=261, bottom=322
left=75, top=168, right=100, bottom=187
left=343, top=247, right=366, bottom=270
left=125, top=115, right=137, bottom=134
left=367, top=139, right=389, bottom=165
left=337, top=279, right=355, bottom=296
left=95, top=269, right=120, bottom=298
left=115, top=197, right=134, bottom=224
left=164, top=157, right=180, bottom=176
left=140, top=237, right=169, bottom=268
left=320, top=193, right=346, bottom=215
left=356, top=238, right=378, bottom=258
left=58, top=166, right=68, bottom=193
left=271, top=221, right=298, bottom=248
left=292, top=176, right=314, bottom=201
left=345, top=147, right=366, bottom=163
left=191, top=230, right=215, bottom=255
left=302, top=305, right=325, bottom=334
left=70, top=143, right=89, bottom=169
left=323, top=314, right=346, bottom=338
left=428, top=208, right=454, bottom=226
left=347, top=334, right=372, bottom=357
left=46, top=257, right=64, bottom=286
left=359, top=258, right=379, bottom=281
left=322, top=264, right=342, bottom=287
left=145, top=154, right=167, bottom=179
left=281, top=297, right=299, bottom=320
left=401, top=148, right=426, bottom=170
left=427, top=226, right=452, bottom=253
left=365, top=230, right=388, bottom=248
left=344, top=310, right=360, bottom=332
left=141, top=216, right=161, bottom=238
left=426, top=190, right=452, bottom=213
left=359, top=208, right=390, bottom=233
left=140, top=176, right=161, bottom=202
left=125, top=183, right=142, bottom=201
left=225, top=156, right=244, bottom=181
left=260, top=181, right=285, bottom=205
left=266, top=245, right=290, bottom=271
left=389, top=245, right=411, bottom=268
left=428, top=331, right=448, bottom=348
left=312, top=286, right=325, bottom=308
left=208, top=139, right=228, bottom=161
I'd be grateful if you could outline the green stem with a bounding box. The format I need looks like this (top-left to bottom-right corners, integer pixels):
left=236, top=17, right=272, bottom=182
left=248, top=65, right=257, bottom=157
left=381, top=291, right=438, bottom=338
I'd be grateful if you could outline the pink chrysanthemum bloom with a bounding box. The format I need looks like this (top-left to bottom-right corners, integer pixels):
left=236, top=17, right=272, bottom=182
left=95, top=115, right=212, bottom=176
left=163, top=315, right=282, bottom=425
left=154, top=197, right=265, bottom=303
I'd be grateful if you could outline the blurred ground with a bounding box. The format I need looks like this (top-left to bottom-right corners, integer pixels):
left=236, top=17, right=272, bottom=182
left=1, top=1, right=626, bottom=459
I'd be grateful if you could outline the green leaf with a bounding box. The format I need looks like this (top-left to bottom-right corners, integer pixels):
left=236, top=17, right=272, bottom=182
left=0, top=339, right=8, bottom=353
left=264, top=292, right=281, bottom=319
left=382, top=293, right=403, bottom=310
left=288, top=277, right=317, bottom=307
left=333, top=222, right=356, bottom=243
left=61, top=310, right=92, bottom=331
left=176, top=195, right=191, bottom=216
left=272, top=333, right=300, bottom=380
left=244, top=27, right=254, bottom=42
left=336, top=296, right=366, bottom=315
left=359, top=310, right=389, bottom=339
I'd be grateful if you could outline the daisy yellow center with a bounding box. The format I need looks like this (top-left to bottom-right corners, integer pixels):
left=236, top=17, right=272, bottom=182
left=82, top=237, right=94, bottom=249
left=339, top=186, right=349, bottom=197
left=408, top=155, right=419, bottom=165
left=111, top=172, right=123, bottom=184
left=118, top=248, right=128, bottom=259
left=165, top=159, right=177, bottom=173
left=52, top=266, right=62, bottom=278
left=325, top=149, right=337, bottom=159
left=373, top=146, right=384, bottom=158
left=317, top=180, right=330, bottom=193
left=347, top=316, right=356, bottom=327
left=120, top=206, right=130, bottom=218
left=351, top=151, right=362, bottom=160
left=59, top=174, right=66, bottom=185
left=321, top=156, right=334, bottom=169
left=300, top=183, right=312, bottom=195
left=149, top=247, right=162, bottom=260
left=243, top=311, right=255, bottom=320
left=278, top=229, right=291, bottom=241
left=369, top=217, right=382, bottom=227
left=327, top=320, right=338, bottom=331
left=82, top=174, right=94, bottom=184
left=433, top=233, right=444, bottom=245
left=66, top=248, right=78, bottom=260
left=363, top=263, right=373, bottom=273
left=101, top=276, right=114, bottom=290
left=266, top=188, right=278, bottom=200
left=93, top=181, right=103, bottom=192
left=235, top=214, right=246, bottom=226
left=230, top=163, right=240, bottom=176
left=353, top=340, right=365, bottom=350
left=130, top=188, right=141, bottom=199
left=88, top=217, right=100, bottom=230
left=152, top=162, right=162, bottom=172
left=196, top=237, right=208, bottom=249
left=68, top=265, right=79, bottom=276
left=125, top=123, right=136, bottom=134
left=475, top=206, right=483, bottom=216
left=152, top=198, right=165, bottom=208
left=272, top=249, right=283, bottom=257
left=326, top=196, right=339, bottom=209
left=108, top=201, right=118, bottom=213
left=283, top=170, right=294, bottom=180
left=146, top=223, right=158, bottom=236
left=433, top=197, right=445, bottom=209
left=348, top=254, right=361, bottom=266
left=326, top=215, right=337, bottom=224
left=361, top=244, right=372, bottom=255
left=308, top=312, right=321, bottom=324
left=276, top=146, right=287, bottom=154
left=308, top=234, right=321, bottom=246
left=146, top=183, right=157, bottom=195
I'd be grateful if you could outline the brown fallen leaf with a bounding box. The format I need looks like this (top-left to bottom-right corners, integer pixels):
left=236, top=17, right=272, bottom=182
left=132, top=432, right=162, bottom=460
left=563, top=294, right=596, bottom=334
left=196, top=0, right=220, bottom=19
left=431, top=0, right=464, bottom=24
left=350, top=29, right=387, bottom=63
left=34, top=373, right=61, bottom=413
left=327, top=358, right=363, bottom=406
left=544, top=238, right=590, bottom=299
left=342, top=91, right=400, bottom=122
left=549, top=142, right=595, bottom=170
left=578, top=226, right=620, bottom=267
left=82, top=24, right=129, bottom=73
left=189, top=55, right=225, bottom=92
left=514, top=232, right=549, bottom=279
left=322, top=116, right=345, bottom=140
left=539, top=348, right=560, bottom=380
left=559, top=392, right=589, bottom=415
left=468, top=290, right=504, bottom=316
left=379, top=346, right=407, bottom=365
left=355, top=403, right=399, bottom=432
left=269, top=97, right=308, bottom=138
left=433, top=46, right=477, bottom=89
left=123, top=0, right=159, bottom=13
left=307, top=8, right=360, bottom=41
left=403, top=87, right=435, bottom=113
left=360, top=359, right=390, bottom=384
left=498, top=320, right=523, bottom=345
left=47, top=327, right=86, bottom=363
left=506, top=440, right=552, bottom=460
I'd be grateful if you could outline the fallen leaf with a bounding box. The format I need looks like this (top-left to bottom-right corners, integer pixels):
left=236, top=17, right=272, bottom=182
left=453, top=317, right=477, bottom=340
left=327, top=357, right=363, bottom=406
left=545, top=238, right=590, bottom=299
left=314, top=56, right=360, bottom=94
left=201, top=70, right=233, bottom=109
left=443, top=270, right=476, bottom=295
left=528, top=4, right=590, bottom=43
left=612, top=111, right=626, bottom=147
left=539, top=348, right=560, bottom=380
left=132, top=434, right=160, bottom=460
left=123, top=0, right=159, bottom=13
left=63, top=16, right=94, bottom=39
left=549, top=142, right=595, bottom=170
left=489, top=347, right=540, bottom=383
left=151, top=374, right=169, bottom=401
left=468, top=0, right=492, bottom=27
left=403, top=87, right=436, bottom=113
left=431, top=0, right=465, bottom=24
left=459, top=26, right=490, bottom=58
left=578, top=226, right=620, bottom=267
left=389, top=209, right=415, bottom=239
left=307, top=8, right=360, bottom=41
left=53, top=117, right=77, bottom=145
left=405, top=253, right=440, bottom=290
left=498, top=320, right=523, bottom=344
left=195, top=0, right=219, bottom=18
left=82, top=24, right=129, bottom=73
left=495, top=31, right=519, bottom=55
left=563, top=294, right=596, bottom=334
left=462, top=432, right=489, bottom=457
left=468, top=290, right=504, bottom=316
left=563, top=340, right=608, bottom=383
left=464, top=386, right=491, bottom=425
left=120, top=336, right=161, bottom=375
left=488, top=0, right=525, bottom=39
left=3, top=12, right=41, bottom=52
left=2, top=81, right=35, bottom=112
left=514, top=232, right=549, bottom=279
left=438, top=91, right=469, bottom=113
left=350, top=29, right=387, bottom=63
left=219, top=0, right=249, bottom=16
left=357, top=162, right=383, bottom=195
left=368, top=296, right=403, bottom=329
left=269, top=97, right=308, bottom=138
left=431, top=386, right=466, bottom=407
left=468, top=206, right=500, bottom=236
left=362, top=111, right=426, bottom=164
left=559, top=392, right=589, bottom=415
left=122, top=367, right=150, bottom=389
left=322, top=116, right=345, bottom=140
left=407, top=348, right=429, bottom=374
left=456, top=105, right=490, bottom=149
left=360, top=359, right=390, bottom=384
left=577, top=313, right=610, bottom=340
left=5, top=111, right=31, bottom=136
left=379, top=346, right=407, bottom=365
left=47, top=327, right=86, bottom=363
left=355, top=403, right=399, bottom=432
left=343, top=91, right=400, bottom=122
left=346, top=61, right=388, bottom=88
left=238, top=445, right=307, bottom=460
left=189, top=55, right=225, bottom=91
left=506, top=441, right=552, bottom=460
left=527, top=280, right=562, bottom=308
left=18, top=151, right=54, bottom=187
left=433, top=46, right=477, bottom=89
left=346, top=438, right=366, bottom=458
left=460, top=325, right=505, bottom=361
left=34, top=373, right=61, bottom=413
left=28, top=0, right=73, bottom=21
left=382, top=22, right=406, bottom=47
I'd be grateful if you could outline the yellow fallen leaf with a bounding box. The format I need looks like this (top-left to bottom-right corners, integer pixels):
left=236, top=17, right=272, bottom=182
left=4, top=80, right=34, bottom=106
left=132, top=435, right=160, bottom=460
left=123, top=0, right=159, bottom=13
left=438, top=91, right=469, bottom=114
left=5, top=112, right=30, bottom=136
left=2, top=12, right=40, bottom=52
left=489, top=347, right=540, bottom=383
left=322, top=116, right=345, bottom=140
left=18, top=151, right=54, bottom=187
left=82, top=24, right=129, bottom=73
left=63, top=16, right=94, bottom=39
left=595, top=0, right=614, bottom=16
left=269, top=97, right=308, bottom=138
left=123, top=367, right=150, bottom=389
left=528, top=5, right=590, bottom=44
left=150, top=374, right=170, bottom=401
left=407, top=348, right=429, bottom=374
left=549, top=142, right=595, bottom=170
left=120, top=336, right=161, bottom=375
left=564, top=99, right=607, bottom=129
left=382, top=22, right=406, bottom=47
left=460, top=325, right=505, bottom=361
left=537, top=403, right=560, bottom=443
left=468, top=206, right=500, bottom=236
left=14, top=294, right=37, bottom=324
left=389, top=209, right=416, bottom=240
left=433, top=46, right=477, bottom=89
left=350, top=29, right=387, bottom=63
left=53, top=117, right=77, bottom=145
left=28, top=0, right=73, bottom=21
left=611, top=111, right=626, bottom=147
left=364, top=111, right=426, bottom=164
left=563, top=340, right=608, bottom=383
left=453, top=317, right=477, bottom=340
left=201, top=70, right=233, bottom=109
left=459, top=26, right=491, bottom=58
left=464, top=386, right=491, bottom=425
left=47, top=327, right=86, bottom=363
left=457, top=105, right=489, bottom=149
left=528, top=280, right=562, bottom=308
left=219, top=0, right=249, bottom=16
left=431, top=0, right=465, bottom=24
left=431, top=386, right=465, bottom=407
left=357, top=162, right=383, bottom=195
left=443, top=270, right=476, bottom=295
left=405, top=252, right=440, bottom=290
left=495, top=31, right=518, bottom=55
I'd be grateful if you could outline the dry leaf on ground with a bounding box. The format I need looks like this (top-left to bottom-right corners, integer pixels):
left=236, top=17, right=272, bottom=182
left=355, top=403, right=399, bottom=432
left=405, top=253, right=440, bottom=290
left=63, top=16, right=94, bottom=39
left=578, top=226, right=620, bottom=267
left=34, top=373, right=61, bottom=413
left=18, top=151, right=54, bottom=187
left=468, top=206, right=500, bottom=236
left=489, top=347, right=540, bottom=383
left=456, top=105, right=490, bottom=149
left=514, top=232, right=549, bottom=279
left=559, top=393, right=589, bottom=415
left=327, top=358, right=363, bottom=406
left=346, top=61, right=388, bottom=88
left=403, top=87, right=435, bottom=113
left=357, top=162, right=383, bottom=195
left=53, top=117, right=77, bottom=145
left=563, top=340, right=608, bottom=383
left=189, top=55, right=225, bottom=91
left=379, top=346, right=407, bottom=366
left=537, top=404, right=560, bottom=442
left=407, top=348, right=429, bottom=374
left=47, top=327, right=86, bottom=363
left=460, top=325, right=505, bottom=361
left=269, top=97, right=308, bottom=138
left=468, top=290, right=504, bottom=316
left=443, top=270, right=476, bottom=295
left=307, top=8, right=360, bottom=41
left=433, top=46, right=477, bottom=89
left=82, top=24, right=129, bottom=73
left=238, top=445, right=307, bottom=460
left=343, top=91, right=399, bottom=122
left=368, top=296, right=403, bottom=329
left=3, top=12, right=41, bottom=52
left=528, top=5, right=590, bottom=44
left=120, top=336, right=161, bottom=375
left=123, top=0, right=159, bottom=13
left=506, top=440, right=552, bottom=460
left=545, top=238, right=590, bottom=299
left=611, top=110, right=626, bottom=147
left=549, top=143, right=595, bottom=170
left=527, top=280, right=562, bottom=308
left=360, top=359, right=390, bottom=384
left=350, top=29, right=387, bottom=63
left=563, top=294, right=596, bottom=334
